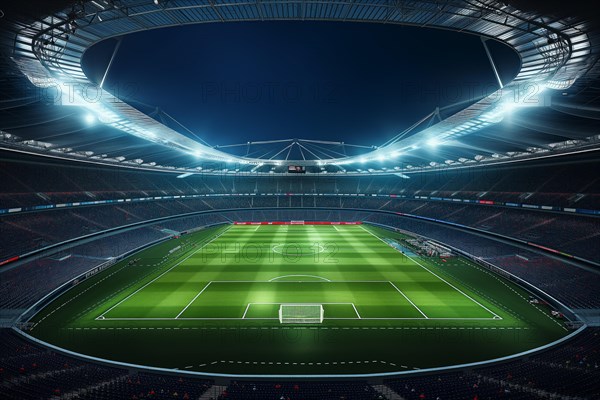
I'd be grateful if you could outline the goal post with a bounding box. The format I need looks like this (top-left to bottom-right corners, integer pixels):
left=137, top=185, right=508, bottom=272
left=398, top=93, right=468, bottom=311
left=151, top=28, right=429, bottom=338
left=278, top=304, right=324, bottom=324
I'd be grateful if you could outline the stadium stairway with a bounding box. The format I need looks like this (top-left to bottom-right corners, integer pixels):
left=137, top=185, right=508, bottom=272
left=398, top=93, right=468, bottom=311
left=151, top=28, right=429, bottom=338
left=3, top=365, right=89, bottom=390
left=199, top=384, right=228, bottom=400
left=473, top=373, right=587, bottom=400
left=372, top=384, right=405, bottom=400
left=56, top=373, right=130, bottom=399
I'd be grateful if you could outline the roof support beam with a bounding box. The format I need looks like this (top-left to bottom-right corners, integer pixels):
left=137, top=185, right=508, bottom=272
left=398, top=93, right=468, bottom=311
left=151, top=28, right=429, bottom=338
left=481, top=36, right=504, bottom=89
left=99, top=37, right=122, bottom=89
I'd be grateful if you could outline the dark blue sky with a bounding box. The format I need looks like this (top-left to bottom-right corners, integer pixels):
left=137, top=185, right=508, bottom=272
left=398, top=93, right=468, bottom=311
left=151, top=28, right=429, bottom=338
left=84, top=22, right=519, bottom=147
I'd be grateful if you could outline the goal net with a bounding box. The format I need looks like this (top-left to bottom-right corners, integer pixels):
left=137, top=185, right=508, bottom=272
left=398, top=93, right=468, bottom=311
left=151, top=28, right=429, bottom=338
left=279, top=304, right=324, bottom=324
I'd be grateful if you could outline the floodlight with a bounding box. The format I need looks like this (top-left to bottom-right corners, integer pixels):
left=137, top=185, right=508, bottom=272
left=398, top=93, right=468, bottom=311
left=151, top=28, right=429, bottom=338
left=427, top=138, right=440, bottom=147
left=502, top=102, right=518, bottom=113
left=84, top=113, right=96, bottom=125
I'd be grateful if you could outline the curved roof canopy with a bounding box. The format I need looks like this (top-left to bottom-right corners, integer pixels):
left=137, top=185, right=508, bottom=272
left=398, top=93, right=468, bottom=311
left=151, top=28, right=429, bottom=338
left=2, top=0, right=600, bottom=175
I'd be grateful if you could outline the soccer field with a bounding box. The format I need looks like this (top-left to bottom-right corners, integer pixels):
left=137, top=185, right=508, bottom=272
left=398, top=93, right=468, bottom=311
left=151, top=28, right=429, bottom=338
left=100, top=224, right=499, bottom=322
left=29, top=224, right=569, bottom=376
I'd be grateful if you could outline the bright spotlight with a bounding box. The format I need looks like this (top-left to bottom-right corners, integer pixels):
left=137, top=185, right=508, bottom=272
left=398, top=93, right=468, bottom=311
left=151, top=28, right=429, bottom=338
left=194, top=151, right=202, bottom=158
left=502, top=102, right=518, bottom=113
left=84, top=113, right=96, bottom=125
left=359, top=157, right=367, bottom=163
left=427, top=138, right=440, bottom=147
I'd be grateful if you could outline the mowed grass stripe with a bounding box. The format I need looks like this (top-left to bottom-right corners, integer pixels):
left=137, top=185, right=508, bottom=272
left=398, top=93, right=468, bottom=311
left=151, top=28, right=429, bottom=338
left=102, top=224, right=502, bottom=321
left=359, top=225, right=498, bottom=319
left=178, top=282, right=425, bottom=319
left=101, top=225, right=232, bottom=319
left=29, top=224, right=572, bottom=375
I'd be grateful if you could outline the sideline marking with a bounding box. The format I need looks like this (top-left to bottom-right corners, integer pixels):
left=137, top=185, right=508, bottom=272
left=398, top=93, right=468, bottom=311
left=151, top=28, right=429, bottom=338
left=100, top=279, right=501, bottom=321
left=360, top=225, right=501, bottom=320
left=97, top=226, right=231, bottom=320
left=176, top=282, right=213, bottom=319
left=388, top=282, right=429, bottom=319
left=241, top=303, right=252, bottom=319
left=98, top=316, right=499, bottom=321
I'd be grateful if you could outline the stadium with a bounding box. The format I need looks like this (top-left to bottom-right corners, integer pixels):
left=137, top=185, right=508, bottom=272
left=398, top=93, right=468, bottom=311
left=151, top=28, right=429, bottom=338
left=0, top=0, right=599, bottom=398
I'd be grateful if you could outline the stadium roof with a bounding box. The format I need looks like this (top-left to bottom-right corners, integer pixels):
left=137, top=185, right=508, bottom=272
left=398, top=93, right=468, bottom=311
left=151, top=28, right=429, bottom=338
left=1, top=0, right=600, bottom=175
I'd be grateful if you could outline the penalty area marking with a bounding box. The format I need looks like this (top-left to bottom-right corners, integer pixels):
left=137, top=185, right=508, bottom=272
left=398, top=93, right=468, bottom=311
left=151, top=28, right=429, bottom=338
left=95, top=225, right=231, bottom=320
left=176, top=282, right=212, bottom=319
left=268, top=275, right=331, bottom=282
left=242, top=302, right=362, bottom=320
left=99, top=279, right=504, bottom=321
left=241, top=303, right=252, bottom=319
left=359, top=225, right=502, bottom=320
left=351, top=303, right=362, bottom=319
left=388, top=282, right=428, bottom=319
left=96, top=316, right=500, bottom=321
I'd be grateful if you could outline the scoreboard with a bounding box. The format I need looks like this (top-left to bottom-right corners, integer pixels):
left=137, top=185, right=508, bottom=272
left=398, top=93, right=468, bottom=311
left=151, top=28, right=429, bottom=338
left=287, top=165, right=306, bottom=174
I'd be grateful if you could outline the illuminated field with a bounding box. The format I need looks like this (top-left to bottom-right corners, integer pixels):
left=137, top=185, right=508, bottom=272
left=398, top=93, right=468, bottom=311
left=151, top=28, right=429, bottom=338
left=30, top=224, right=568, bottom=375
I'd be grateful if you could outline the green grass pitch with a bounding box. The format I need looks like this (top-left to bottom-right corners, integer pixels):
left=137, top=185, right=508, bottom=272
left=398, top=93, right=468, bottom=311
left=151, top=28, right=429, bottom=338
left=29, top=224, right=569, bottom=376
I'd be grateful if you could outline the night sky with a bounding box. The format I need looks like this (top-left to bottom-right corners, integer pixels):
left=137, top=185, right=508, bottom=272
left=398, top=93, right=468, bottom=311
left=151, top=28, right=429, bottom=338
left=83, top=21, right=519, bottom=147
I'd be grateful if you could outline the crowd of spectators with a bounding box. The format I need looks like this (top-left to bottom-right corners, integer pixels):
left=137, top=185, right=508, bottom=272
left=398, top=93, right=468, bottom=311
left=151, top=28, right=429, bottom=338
left=81, top=373, right=215, bottom=400
left=0, top=213, right=229, bottom=318
left=385, top=328, right=600, bottom=399
left=484, top=255, right=600, bottom=310
left=1, top=195, right=598, bottom=263
left=218, top=381, right=384, bottom=400
left=379, top=200, right=600, bottom=262
left=364, top=213, right=600, bottom=310
left=0, top=329, right=128, bottom=399
left=1, top=150, right=598, bottom=264
left=1, top=207, right=598, bottom=320
left=1, top=152, right=599, bottom=400
left=1, top=151, right=598, bottom=210
left=0, top=329, right=215, bottom=399
left=1, top=327, right=599, bottom=399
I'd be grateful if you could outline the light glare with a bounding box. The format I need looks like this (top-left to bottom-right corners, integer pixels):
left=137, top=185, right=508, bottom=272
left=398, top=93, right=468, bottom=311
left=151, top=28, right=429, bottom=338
left=427, top=138, right=439, bottom=147
left=84, top=113, right=96, bottom=125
